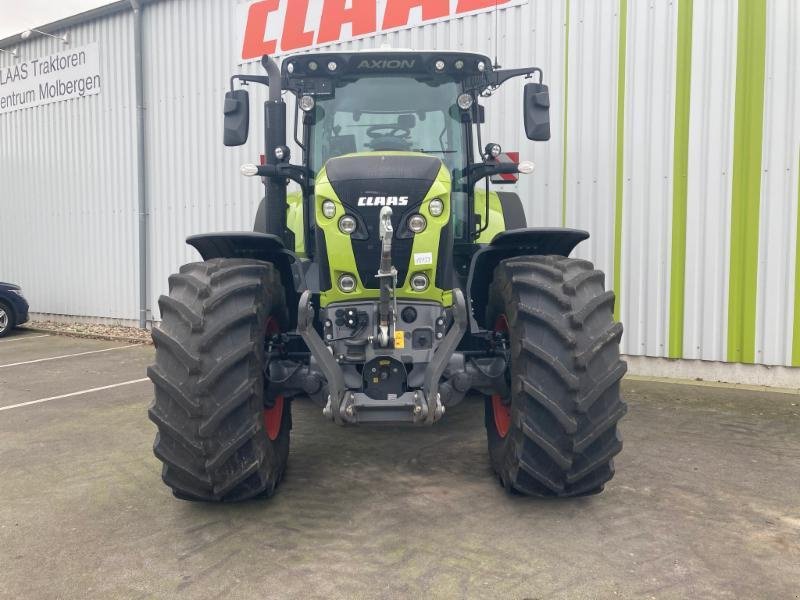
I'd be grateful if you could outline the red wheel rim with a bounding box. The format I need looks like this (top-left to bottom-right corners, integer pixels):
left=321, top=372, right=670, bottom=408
left=264, top=396, right=284, bottom=441
left=492, top=315, right=511, bottom=438
left=263, top=317, right=284, bottom=442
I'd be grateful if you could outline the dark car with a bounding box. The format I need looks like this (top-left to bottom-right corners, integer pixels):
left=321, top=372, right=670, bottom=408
left=0, top=282, right=29, bottom=337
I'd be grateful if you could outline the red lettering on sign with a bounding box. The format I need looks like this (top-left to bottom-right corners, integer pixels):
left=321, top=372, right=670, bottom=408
left=382, top=0, right=449, bottom=29
left=457, top=0, right=510, bottom=12
left=242, top=0, right=280, bottom=60
left=318, top=0, right=378, bottom=44
left=281, top=0, right=315, bottom=51
left=240, top=0, right=520, bottom=61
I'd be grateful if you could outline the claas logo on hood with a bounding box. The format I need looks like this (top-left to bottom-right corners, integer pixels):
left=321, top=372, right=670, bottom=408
left=357, top=196, right=410, bottom=207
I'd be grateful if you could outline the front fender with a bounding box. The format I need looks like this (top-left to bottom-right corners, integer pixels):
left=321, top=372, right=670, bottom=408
left=466, top=228, right=589, bottom=331
left=186, top=232, right=305, bottom=328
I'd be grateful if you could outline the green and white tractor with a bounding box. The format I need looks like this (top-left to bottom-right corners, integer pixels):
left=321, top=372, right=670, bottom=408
left=148, top=50, right=627, bottom=502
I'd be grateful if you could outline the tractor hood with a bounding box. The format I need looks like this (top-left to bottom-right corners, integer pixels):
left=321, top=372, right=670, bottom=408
left=314, top=152, right=453, bottom=306
left=325, top=152, right=442, bottom=187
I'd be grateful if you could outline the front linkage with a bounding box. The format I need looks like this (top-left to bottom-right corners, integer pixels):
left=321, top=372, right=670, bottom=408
left=296, top=288, right=467, bottom=425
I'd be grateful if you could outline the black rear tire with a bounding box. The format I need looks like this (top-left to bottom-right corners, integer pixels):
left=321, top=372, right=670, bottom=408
left=0, top=300, right=15, bottom=338
left=485, top=255, right=627, bottom=497
left=147, top=258, right=290, bottom=502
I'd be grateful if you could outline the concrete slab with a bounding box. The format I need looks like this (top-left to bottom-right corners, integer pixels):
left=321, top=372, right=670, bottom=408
left=0, top=342, right=150, bottom=408
left=0, top=331, right=51, bottom=345
left=0, top=340, right=798, bottom=599
left=0, top=333, right=138, bottom=366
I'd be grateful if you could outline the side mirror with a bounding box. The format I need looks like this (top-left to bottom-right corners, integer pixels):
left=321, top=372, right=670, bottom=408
left=223, top=89, right=250, bottom=146
left=523, top=82, right=550, bottom=141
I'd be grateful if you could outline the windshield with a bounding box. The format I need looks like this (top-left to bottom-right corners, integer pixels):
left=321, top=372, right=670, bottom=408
left=308, top=76, right=465, bottom=175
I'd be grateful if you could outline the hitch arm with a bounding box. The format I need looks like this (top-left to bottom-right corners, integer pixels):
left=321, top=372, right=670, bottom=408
left=296, top=291, right=346, bottom=424
left=422, top=289, right=468, bottom=424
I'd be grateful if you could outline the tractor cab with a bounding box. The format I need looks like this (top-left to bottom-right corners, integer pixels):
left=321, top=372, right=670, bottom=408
left=223, top=50, right=550, bottom=260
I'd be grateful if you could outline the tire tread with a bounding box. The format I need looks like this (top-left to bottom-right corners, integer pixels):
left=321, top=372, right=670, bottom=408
left=148, top=258, right=289, bottom=502
left=485, top=255, right=627, bottom=497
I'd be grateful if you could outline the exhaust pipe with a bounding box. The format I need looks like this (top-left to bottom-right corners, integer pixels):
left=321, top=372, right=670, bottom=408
left=260, top=56, right=288, bottom=244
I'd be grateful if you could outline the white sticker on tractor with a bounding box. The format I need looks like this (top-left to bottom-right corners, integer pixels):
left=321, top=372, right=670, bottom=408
left=414, top=252, right=433, bottom=266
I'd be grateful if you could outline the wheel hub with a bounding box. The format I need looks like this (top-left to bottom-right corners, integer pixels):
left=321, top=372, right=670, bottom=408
left=264, top=317, right=284, bottom=441
left=491, top=314, right=512, bottom=438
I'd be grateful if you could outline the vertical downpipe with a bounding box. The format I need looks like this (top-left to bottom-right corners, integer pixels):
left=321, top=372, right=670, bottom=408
left=261, top=56, right=288, bottom=242
left=131, top=0, right=148, bottom=329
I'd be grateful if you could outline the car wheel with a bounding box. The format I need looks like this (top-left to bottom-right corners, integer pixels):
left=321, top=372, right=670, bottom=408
left=0, top=301, right=15, bottom=338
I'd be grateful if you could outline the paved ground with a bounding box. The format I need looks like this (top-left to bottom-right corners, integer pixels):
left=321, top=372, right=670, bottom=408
left=0, top=329, right=798, bottom=599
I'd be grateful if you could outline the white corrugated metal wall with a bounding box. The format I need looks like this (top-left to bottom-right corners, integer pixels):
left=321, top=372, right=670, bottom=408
left=0, top=0, right=798, bottom=369
left=0, top=10, right=139, bottom=319
left=683, top=0, right=737, bottom=363
left=756, top=0, right=799, bottom=366
left=621, top=0, right=677, bottom=358
left=564, top=0, right=619, bottom=287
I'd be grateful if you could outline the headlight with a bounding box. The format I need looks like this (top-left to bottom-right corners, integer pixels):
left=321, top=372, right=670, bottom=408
left=10, top=289, right=25, bottom=298
left=410, top=273, right=429, bottom=291
left=338, top=215, right=357, bottom=234
left=428, top=198, right=444, bottom=217
left=457, top=93, right=474, bottom=110
left=407, top=214, right=427, bottom=233
left=299, top=95, right=315, bottom=112
left=322, top=200, right=336, bottom=218
left=338, top=273, right=357, bottom=293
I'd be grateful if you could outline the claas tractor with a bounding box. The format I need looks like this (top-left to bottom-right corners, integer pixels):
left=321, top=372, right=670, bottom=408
left=147, top=49, right=627, bottom=502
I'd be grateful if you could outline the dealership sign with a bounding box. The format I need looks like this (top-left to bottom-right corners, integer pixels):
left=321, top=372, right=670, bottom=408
left=238, top=0, right=526, bottom=62
left=0, top=43, right=101, bottom=115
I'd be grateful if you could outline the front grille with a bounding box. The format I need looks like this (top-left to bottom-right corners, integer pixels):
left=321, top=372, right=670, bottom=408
left=333, top=179, right=431, bottom=288
left=325, top=154, right=442, bottom=290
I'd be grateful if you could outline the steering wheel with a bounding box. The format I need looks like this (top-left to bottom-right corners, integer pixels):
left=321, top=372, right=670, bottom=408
left=365, top=125, right=412, bottom=151
left=366, top=125, right=412, bottom=140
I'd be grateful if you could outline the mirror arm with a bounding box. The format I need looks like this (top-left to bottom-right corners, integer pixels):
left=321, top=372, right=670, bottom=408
left=229, top=74, right=270, bottom=91
left=256, top=163, right=313, bottom=196
left=474, top=177, right=491, bottom=238
left=293, top=100, right=305, bottom=152
left=488, top=67, right=542, bottom=87
left=464, top=162, right=518, bottom=188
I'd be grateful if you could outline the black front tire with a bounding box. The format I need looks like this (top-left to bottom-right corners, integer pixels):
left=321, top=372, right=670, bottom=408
left=0, top=301, right=15, bottom=338
left=147, top=258, right=290, bottom=502
left=485, top=255, right=627, bottom=497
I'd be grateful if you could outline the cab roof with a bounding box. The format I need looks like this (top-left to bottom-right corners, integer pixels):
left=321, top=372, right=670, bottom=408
left=281, top=50, right=494, bottom=82
left=276, top=50, right=541, bottom=99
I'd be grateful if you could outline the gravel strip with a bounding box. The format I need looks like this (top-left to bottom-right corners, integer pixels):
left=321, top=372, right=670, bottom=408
left=23, top=321, right=155, bottom=345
